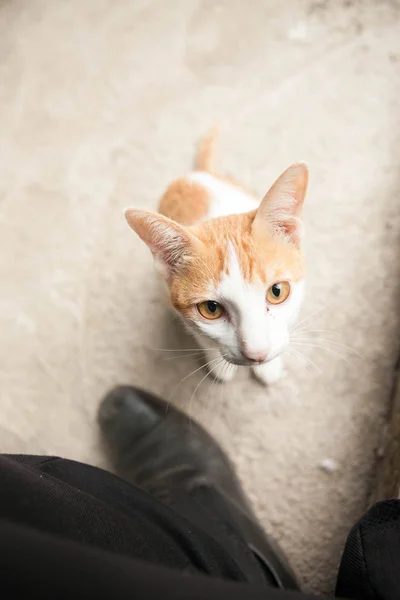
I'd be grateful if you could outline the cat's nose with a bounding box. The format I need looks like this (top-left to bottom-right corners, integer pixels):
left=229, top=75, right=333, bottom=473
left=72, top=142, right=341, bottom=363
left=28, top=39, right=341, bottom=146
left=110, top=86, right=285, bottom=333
left=241, top=349, right=268, bottom=363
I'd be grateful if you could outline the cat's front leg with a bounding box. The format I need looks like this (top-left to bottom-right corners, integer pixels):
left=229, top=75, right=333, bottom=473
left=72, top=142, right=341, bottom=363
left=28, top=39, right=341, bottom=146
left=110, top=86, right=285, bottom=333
left=203, top=349, right=237, bottom=383
left=252, top=356, right=284, bottom=386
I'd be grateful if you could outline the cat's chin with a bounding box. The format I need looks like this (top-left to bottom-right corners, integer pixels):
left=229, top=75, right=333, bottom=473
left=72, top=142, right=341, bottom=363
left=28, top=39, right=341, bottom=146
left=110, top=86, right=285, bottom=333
left=225, top=354, right=285, bottom=371
left=203, top=349, right=285, bottom=385
left=224, top=355, right=278, bottom=367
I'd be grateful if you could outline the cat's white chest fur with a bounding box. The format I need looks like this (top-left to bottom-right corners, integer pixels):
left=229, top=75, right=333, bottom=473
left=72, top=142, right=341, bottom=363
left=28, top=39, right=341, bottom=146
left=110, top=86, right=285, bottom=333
left=188, top=171, right=259, bottom=220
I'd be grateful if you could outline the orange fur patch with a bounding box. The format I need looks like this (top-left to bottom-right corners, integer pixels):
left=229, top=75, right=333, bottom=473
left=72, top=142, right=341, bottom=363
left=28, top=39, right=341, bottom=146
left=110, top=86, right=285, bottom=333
left=154, top=130, right=306, bottom=315
left=195, top=127, right=258, bottom=199
left=169, top=212, right=304, bottom=312
left=195, top=126, right=218, bottom=171
left=158, top=178, right=210, bottom=226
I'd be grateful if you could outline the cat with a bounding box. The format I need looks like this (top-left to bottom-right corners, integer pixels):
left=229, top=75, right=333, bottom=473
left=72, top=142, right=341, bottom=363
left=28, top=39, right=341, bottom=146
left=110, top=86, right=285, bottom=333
left=125, top=130, right=308, bottom=385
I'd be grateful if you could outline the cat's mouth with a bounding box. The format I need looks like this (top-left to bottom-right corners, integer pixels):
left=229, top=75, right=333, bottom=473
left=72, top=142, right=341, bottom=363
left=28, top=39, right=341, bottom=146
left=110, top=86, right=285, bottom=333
left=226, top=355, right=269, bottom=367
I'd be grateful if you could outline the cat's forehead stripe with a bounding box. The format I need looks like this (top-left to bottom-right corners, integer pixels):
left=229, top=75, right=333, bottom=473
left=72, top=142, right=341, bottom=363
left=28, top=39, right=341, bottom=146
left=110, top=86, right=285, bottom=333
left=193, top=214, right=303, bottom=285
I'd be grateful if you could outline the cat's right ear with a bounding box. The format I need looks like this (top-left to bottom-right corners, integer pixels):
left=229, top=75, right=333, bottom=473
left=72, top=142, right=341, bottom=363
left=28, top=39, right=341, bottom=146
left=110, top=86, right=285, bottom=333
left=125, top=209, right=199, bottom=279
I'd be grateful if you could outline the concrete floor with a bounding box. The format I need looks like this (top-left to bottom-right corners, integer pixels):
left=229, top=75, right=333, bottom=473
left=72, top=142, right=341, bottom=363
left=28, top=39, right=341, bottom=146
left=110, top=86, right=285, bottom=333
left=1, top=0, right=400, bottom=594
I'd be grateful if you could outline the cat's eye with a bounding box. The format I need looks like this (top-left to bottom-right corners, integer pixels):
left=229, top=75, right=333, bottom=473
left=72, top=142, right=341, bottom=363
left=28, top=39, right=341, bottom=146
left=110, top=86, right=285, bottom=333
left=197, top=301, right=224, bottom=320
left=266, top=281, right=291, bottom=305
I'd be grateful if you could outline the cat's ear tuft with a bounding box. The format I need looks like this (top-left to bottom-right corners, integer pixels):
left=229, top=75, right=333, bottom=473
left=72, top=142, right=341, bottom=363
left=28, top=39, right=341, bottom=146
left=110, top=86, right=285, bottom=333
left=125, top=209, right=199, bottom=279
left=253, top=162, right=308, bottom=246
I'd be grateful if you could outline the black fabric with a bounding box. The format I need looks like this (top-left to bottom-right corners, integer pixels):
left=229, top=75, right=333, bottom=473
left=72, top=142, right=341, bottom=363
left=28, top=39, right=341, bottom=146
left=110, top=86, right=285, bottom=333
left=0, top=454, right=320, bottom=599
left=3, top=453, right=400, bottom=600
left=336, top=499, right=400, bottom=600
left=0, top=455, right=256, bottom=580
left=0, top=521, right=310, bottom=600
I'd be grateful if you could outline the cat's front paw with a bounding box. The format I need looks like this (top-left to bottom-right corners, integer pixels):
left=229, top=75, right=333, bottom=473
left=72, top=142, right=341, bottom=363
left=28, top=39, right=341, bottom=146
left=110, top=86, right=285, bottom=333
left=252, top=357, right=284, bottom=386
left=204, top=350, right=237, bottom=383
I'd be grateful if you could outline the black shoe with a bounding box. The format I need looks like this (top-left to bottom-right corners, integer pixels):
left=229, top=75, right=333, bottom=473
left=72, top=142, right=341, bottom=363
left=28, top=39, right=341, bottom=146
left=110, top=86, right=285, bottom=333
left=98, top=385, right=300, bottom=590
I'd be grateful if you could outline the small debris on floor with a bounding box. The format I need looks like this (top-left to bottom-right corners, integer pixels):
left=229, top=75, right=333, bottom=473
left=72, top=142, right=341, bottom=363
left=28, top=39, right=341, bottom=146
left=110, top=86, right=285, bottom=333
left=319, top=458, right=338, bottom=473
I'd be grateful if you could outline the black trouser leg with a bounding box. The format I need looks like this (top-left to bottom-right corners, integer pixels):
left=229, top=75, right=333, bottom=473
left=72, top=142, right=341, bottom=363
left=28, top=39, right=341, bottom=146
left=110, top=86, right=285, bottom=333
left=4, top=454, right=400, bottom=599
left=0, top=455, right=319, bottom=599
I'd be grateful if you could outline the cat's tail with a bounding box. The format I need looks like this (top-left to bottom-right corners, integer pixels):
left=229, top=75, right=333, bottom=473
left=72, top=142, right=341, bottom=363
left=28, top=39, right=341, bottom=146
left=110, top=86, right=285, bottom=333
left=195, top=126, right=219, bottom=172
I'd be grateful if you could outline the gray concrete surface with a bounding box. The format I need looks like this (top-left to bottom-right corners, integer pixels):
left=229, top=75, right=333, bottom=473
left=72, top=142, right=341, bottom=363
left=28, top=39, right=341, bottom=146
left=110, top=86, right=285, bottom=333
left=1, top=0, right=400, bottom=593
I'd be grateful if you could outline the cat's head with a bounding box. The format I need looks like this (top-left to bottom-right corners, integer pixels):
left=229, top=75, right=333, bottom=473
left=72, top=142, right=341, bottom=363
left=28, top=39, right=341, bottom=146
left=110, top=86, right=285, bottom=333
left=126, top=163, right=308, bottom=366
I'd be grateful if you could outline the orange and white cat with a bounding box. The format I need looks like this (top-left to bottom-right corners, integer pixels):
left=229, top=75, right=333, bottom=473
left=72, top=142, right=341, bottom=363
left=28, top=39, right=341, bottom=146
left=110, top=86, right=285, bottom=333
left=125, top=131, right=308, bottom=385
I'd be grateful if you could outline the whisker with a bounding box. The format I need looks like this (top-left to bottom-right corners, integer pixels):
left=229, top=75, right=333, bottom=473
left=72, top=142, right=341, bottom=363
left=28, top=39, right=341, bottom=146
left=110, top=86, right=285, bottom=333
left=290, top=336, right=364, bottom=359
left=188, top=356, right=226, bottom=423
left=219, top=360, right=232, bottom=384
left=290, top=307, right=326, bottom=333
left=150, top=347, right=218, bottom=352
left=168, top=355, right=224, bottom=404
left=287, top=348, right=321, bottom=374
left=162, top=351, right=205, bottom=362
left=291, top=328, right=339, bottom=336
left=290, top=341, right=354, bottom=366
left=203, top=357, right=228, bottom=425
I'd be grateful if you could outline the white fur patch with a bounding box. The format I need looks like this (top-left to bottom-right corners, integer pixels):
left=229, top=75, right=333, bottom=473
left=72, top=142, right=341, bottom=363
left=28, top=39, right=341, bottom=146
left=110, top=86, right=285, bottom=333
left=192, top=243, right=304, bottom=366
left=188, top=171, right=258, bottom=219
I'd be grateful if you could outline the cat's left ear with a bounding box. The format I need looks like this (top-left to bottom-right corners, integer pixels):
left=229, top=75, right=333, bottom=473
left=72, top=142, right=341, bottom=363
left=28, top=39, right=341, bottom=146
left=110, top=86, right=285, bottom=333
left=252, top=162, right=308, bottom=246
left=125, top=209, right=201, bottom=280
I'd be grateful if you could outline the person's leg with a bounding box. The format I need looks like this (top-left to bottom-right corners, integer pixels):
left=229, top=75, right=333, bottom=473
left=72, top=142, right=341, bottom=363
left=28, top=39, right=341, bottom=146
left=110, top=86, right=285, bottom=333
left=1, top=453, right=251, bottom=578
left=336, top=499, right=400, bottom=600
left=0, top=386, right=314, bottom=599
left=98, top=385, right=300, bottom=589
left=0, top=519, right=316, bottom=600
